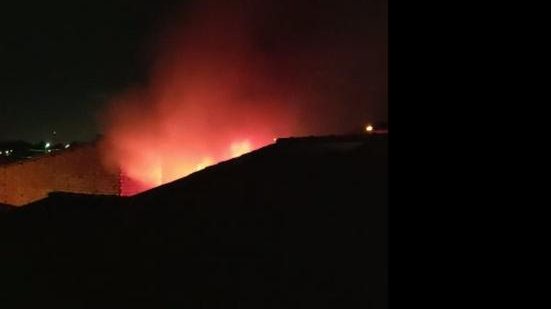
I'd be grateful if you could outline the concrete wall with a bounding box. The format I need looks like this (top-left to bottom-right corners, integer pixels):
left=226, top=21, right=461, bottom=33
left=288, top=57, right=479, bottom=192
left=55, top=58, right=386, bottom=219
left=0, top=144, right=120, bottom=206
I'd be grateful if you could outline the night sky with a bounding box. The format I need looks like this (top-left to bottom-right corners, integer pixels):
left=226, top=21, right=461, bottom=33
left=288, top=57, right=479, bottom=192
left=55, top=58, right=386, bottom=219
left=0, top=0, right=387, bottom=143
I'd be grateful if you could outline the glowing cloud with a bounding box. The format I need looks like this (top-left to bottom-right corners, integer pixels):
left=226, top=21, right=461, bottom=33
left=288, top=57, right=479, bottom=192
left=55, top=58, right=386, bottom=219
left=99, top=0, right=387, bottom=194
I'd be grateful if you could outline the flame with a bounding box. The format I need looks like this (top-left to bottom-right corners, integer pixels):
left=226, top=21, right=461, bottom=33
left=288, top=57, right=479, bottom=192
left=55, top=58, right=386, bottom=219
left=195, top=157, right=214, bottom=171
left=99, top=2, right=300, bottom=195
left=230, top=140, right=252, bottom=158
left=99, top=0, right=386, bottom=195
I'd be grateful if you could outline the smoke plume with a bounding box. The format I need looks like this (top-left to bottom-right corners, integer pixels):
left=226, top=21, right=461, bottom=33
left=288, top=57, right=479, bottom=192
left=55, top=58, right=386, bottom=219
left=100, top=0, right=387, bottom=193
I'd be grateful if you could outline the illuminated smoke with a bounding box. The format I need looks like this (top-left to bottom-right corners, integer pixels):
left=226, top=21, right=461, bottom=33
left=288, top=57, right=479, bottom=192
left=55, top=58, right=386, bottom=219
left=100, top=0, right=387, bottom=194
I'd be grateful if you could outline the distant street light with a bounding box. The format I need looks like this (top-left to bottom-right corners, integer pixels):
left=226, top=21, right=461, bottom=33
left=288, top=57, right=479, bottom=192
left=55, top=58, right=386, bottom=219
left=365, top=124, right=374, bottom=133
left=45, top=142, right=51, bottom=149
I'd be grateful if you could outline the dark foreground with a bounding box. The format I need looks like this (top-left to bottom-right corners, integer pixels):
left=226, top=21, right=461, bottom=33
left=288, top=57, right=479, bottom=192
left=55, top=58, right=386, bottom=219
left=0, top=135, right=387, bottom=308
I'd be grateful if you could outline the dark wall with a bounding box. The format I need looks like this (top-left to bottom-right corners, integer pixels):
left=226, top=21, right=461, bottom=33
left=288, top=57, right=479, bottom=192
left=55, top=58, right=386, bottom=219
left=0, top=135, right=387, bottom=308
left=0, top=144, right=119, bottom=205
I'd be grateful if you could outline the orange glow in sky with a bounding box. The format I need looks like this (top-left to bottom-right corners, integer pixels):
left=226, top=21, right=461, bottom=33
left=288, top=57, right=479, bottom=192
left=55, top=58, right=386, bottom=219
left=98, top=0, right=383, bottom=195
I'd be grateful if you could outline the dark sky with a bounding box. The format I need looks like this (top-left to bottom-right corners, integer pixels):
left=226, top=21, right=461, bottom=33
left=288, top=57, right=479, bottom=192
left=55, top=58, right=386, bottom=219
left=0, top=0, right=386, bottom=142
left=0, top=0, right=180, bottom=142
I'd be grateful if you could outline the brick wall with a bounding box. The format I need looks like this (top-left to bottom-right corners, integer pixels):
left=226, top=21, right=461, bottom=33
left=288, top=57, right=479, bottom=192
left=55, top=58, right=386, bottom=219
left=0, top=144, right=120, bottom=206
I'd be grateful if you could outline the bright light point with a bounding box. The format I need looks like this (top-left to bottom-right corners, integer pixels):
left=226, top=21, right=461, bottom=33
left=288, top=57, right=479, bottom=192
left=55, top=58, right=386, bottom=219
left=365, top=124, right=373, bottom=132
left=65, top=144, right=70, bottom=149
left=230, top=140, right=252, bottom=158
left=45, top=142, right=51, bottom=148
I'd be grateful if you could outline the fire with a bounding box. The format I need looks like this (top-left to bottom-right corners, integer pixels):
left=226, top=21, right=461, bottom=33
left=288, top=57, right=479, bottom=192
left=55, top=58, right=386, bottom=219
left=98, top=2, right=300, bottom=195
left=230, top=140, right=252, bottom=158
left=111, top=137, right=261, bottom=193
left=195, top=157, right=214, bottom=171
left=98, top=0, right=385, bottom=195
